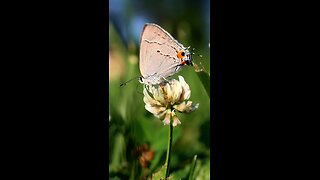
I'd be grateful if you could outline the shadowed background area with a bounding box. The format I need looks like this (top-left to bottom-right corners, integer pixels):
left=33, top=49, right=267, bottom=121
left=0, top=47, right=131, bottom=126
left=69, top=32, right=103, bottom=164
left=109, top=0, right=210, bottom=179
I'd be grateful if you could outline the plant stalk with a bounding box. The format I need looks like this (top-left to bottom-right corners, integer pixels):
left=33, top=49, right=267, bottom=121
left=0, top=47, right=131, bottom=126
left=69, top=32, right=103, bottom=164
left=165, top=121, right=173, bottom=178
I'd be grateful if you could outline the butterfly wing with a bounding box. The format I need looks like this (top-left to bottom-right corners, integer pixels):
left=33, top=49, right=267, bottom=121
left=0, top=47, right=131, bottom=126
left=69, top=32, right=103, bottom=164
left=139, top=23, right=188, bottom=83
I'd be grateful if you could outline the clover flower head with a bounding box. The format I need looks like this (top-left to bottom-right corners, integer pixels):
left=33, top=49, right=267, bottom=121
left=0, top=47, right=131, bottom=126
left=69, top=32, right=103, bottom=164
left=143, top=76, right=199, bottom=127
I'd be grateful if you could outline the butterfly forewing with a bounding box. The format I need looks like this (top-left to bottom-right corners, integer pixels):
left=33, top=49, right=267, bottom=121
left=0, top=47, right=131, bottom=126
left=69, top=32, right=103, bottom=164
left=139, top=23, right=188, bottom=82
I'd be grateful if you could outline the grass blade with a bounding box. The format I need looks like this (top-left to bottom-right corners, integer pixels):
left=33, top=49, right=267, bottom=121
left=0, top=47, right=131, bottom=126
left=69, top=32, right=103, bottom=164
left=194, top=63, right=210, bottom=98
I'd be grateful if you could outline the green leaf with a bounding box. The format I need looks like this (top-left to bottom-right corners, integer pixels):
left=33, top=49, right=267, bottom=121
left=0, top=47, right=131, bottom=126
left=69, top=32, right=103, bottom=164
left=194, top=63, right=210, bottom=98
left=109, top=176, right=122, bottom=180
left=152, top=164, right=167, bottom=180
left=193, top=159, right=210, bottom=180
left=109, top=133, right=126, bottom=172
left=188, top=155, right=197, bottom=180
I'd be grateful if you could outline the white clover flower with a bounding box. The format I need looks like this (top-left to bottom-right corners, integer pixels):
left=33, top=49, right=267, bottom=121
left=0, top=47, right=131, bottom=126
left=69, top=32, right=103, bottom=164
left=143, top=76, right=199, bottom=127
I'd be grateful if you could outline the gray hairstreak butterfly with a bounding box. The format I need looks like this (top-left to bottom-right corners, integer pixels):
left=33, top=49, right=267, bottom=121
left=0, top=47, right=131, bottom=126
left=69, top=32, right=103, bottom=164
left=139, top=23, right=193, bottom=85
left=120, top=23, right=193, bottom=86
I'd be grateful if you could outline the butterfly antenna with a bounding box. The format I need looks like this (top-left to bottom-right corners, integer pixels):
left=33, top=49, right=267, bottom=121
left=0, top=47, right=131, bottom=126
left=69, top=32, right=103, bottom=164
left=120, top=76, right=140, bottom=87
left=190, top=47, right=203, bottom=58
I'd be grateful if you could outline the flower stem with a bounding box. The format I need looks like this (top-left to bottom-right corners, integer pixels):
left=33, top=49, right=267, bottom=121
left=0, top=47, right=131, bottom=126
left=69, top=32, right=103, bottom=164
left=165, top=121, right=173, bottom=178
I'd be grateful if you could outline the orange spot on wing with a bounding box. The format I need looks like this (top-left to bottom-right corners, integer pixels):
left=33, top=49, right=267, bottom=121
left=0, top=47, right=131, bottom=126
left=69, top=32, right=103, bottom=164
left=176, top=50, right=185, bottom=59
left=180, top=60, right=187, bottom=66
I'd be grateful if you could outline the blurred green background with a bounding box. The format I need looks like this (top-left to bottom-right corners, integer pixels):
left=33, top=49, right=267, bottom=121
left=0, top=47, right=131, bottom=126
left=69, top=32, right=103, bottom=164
left=109, top=0, right=210, bottom=179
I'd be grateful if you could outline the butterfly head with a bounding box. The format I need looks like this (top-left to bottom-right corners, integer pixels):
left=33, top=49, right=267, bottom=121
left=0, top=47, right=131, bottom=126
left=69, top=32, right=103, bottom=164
left=177, top=49, right=193, bottom=66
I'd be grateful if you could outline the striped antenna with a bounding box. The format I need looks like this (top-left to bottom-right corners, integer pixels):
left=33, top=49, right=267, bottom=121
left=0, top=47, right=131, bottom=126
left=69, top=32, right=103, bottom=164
left=189, top=47, right=203, bottom=58
left=120, top=76, right=140, bottom=87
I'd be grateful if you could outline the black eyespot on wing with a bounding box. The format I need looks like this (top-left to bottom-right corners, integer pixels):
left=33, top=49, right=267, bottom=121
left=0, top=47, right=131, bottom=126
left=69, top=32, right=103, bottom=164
left=181, top=51, right=185, bottom=56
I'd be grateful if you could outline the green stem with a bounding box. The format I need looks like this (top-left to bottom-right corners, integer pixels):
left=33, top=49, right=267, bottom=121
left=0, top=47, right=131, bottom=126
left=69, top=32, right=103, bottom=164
left=165, top=121, right=173, bottom=178
left=188, top=155, right=197, bottom=180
